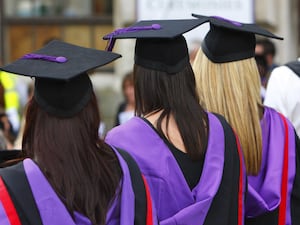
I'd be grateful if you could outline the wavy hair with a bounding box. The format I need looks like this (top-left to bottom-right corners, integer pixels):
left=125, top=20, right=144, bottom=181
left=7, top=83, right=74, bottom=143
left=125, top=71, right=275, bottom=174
left=193, top=48, right=263, bottom=175
left=22, top=91, right=121, bottom=225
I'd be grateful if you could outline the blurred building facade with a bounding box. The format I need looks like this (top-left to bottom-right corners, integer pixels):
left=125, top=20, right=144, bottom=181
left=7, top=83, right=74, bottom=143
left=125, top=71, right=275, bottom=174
left=0, top=0, right=299, bottom=133
left=113, top=0, right=300, bottom=74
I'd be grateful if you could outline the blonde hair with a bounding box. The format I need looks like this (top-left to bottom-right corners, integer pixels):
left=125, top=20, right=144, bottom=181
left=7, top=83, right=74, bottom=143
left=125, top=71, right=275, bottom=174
left=193, top=48, right=262, bottom=175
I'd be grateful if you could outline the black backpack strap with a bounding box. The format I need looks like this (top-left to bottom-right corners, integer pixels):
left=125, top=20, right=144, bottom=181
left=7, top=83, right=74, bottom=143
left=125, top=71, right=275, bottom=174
left=0, top=162, right=43, bottom=225
left=115, top=148, right=149, bottom=225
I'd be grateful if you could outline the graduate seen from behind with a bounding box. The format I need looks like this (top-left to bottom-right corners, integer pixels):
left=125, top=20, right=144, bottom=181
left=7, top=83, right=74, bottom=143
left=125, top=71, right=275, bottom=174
left=192, top=14, right=300, bottom=225
left=104, top=19, right=246, bottom=225
left=0, top=40, right=157, bottom=225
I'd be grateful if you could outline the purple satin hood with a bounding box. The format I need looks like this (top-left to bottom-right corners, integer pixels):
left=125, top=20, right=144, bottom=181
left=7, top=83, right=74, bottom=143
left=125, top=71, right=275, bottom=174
left=245, top=107, right=296, bottom=225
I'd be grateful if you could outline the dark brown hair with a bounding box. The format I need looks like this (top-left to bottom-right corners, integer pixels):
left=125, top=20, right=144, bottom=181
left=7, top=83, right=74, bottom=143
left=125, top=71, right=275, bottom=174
left=134, top=64, right=208, bottom=160
left=22, top=92, right=121, bottom=225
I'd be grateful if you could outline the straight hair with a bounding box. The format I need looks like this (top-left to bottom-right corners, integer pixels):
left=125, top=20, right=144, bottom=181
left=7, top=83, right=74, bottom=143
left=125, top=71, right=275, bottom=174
left=193, top=48, right=262, bottom=175
left=22, top=92, right=121, bottom=225
left=134, top=64, right=208, bottom=160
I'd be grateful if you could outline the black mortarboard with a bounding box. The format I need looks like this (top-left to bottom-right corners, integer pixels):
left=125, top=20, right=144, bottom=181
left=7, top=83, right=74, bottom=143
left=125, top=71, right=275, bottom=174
left=191, top=14, right=283, bottom=63
left=0, top=40, right=121, bottom=117
left=103, top=19, right=206, bottom=73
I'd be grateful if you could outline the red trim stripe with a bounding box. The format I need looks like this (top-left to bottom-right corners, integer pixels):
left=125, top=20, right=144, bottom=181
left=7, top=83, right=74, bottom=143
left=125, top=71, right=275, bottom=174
left=0, top=176, right=21, bottom=225
left=234, top=132, right=244, bottom=225
left=278, top=114, right=289, bottom=225
left=142, top=175, right=154, bottom=225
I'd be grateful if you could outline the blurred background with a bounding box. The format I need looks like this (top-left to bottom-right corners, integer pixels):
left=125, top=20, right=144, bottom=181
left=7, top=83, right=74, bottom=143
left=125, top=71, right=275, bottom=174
left=0, top=0, right=299, bottom=136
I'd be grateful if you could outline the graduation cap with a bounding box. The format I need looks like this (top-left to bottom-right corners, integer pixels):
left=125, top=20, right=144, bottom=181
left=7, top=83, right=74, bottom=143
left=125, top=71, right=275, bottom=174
left=103, top=19, right=206, bottom=73
left=191, top=14, right=283, bottom=63
left=0, top=40, right=121, bottom=118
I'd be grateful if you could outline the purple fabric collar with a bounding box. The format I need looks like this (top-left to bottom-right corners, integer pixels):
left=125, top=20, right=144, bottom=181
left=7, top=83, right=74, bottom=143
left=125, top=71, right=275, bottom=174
left=105, top=113, right=225, bottom=224
left=160, top=113, right=225, bottom=225
left=23, top=159, right=90, bottom=225
left=245, top=107, right=296, bottom=225
left=105, top=147, right=136, bottom=225
left=0, top=204, right=11, bottom=225
left=23, top=148, right=137, bottom=225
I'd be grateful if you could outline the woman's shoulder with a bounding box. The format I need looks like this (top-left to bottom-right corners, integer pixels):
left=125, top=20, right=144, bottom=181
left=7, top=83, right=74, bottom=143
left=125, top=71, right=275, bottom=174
left=107, top=117, right=149, bottom=139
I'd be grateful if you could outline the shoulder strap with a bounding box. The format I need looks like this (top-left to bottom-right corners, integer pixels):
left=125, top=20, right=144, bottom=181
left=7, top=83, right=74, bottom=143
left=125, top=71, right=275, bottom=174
left=0, top=162, right=43, bottom=225
left=115, top=148, right=154, bottom=225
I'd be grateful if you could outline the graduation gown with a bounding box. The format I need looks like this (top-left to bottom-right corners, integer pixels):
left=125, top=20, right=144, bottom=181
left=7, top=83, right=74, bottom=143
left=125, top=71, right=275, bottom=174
left=105, top=113, right=246, bottom=225
left=0, top=147, right=157, bottom=225
left=245, top=106, right=300, bottom=225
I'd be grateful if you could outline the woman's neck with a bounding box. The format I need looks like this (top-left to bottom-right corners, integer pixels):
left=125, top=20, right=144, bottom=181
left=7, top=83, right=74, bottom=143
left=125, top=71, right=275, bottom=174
left=144, top=110, right=186, bottom=153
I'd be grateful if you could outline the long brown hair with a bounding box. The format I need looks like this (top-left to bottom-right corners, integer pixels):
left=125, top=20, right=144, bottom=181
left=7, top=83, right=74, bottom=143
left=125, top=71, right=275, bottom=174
left=193, top=48, right=262, bottom=175
left=134, top=64, right=208, bottom=160
left=22, top=92, right=121, bottom=225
